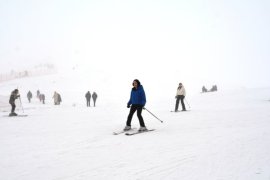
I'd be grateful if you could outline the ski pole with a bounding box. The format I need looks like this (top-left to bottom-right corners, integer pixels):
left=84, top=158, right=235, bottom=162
left=19, top=96, right=24, bottom=113
left=184, top=98, right=191, bottom=109
left=144, top=108, right=163, bottom=123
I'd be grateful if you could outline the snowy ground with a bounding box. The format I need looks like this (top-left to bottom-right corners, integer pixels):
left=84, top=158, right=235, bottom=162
left=0, top=75, right=270, bottom=180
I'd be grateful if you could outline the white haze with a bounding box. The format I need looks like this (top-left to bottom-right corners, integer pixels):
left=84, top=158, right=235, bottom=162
left=0, top=0, right=270, bottom=94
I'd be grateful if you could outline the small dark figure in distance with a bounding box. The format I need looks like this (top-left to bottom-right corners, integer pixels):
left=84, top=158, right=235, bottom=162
left=9, top=89, right=20, bottom=116
left=37, top=90, right=40, bottom=98
left=175, top=83, right=186, bottom=112
left=124, top=79, right=147, bottom=132
left=202, top=86, right=208, bottom=93
left=210, top=85, right=218, bottom=92
left=27, top=91, right=32, bottom=103
left=53, top=91, right=62, bottom=105
left=85, top=91, right=91, bottom=107
left=92, top=92, right=98, bottom=107
left=39, top=94, right=45, bottom=104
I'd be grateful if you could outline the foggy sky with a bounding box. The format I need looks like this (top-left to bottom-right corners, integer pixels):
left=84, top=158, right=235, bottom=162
left=1, top=0, right=270, bottom=90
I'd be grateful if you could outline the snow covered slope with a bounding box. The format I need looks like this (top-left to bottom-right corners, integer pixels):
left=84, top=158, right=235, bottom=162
left=0, top=74, right=270, bottom=180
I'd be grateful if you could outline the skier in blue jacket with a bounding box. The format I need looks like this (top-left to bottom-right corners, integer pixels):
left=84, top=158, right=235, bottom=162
left=124, top=79, right=148, bottom=132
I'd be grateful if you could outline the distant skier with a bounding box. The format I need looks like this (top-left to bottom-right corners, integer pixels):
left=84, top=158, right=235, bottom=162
left=27, top=91, right=32, bottom=103
left=202, top=86, right=208, bottom=93
left=210, top=85, right=217, bottom=92
left=53, top=91, right=61, bottom=105
left=37, top=90, right=40, bottom=98
left=39, top=94, right=45, bottom=104
left=38, top=92, right=42, bottom=102
left=175, top=83, right=186, bottom=112
left=9, top=89, right=20, bottom=116
left=124, top=79, right=147, bottom=132
left=92, top=92, right=98, bottom=107
left=85, top=91, right=91, bottom=107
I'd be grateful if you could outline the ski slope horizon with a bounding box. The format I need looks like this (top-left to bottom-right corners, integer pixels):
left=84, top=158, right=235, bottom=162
left=0, top=70, right=269, bottom=109
left=0, top=73, right=270, bottom=180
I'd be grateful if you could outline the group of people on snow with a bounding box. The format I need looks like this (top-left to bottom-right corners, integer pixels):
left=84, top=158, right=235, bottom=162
left=27, top=90, right=46, bottom=104
left=9, top=89, right=99, bottom=116
left=85, top=91, right=98, bottom=107
left=201, top=85, right=218, bottom=93
left=29, top=90, right=60, bottom=105
left=8, top=80, right=187, bottom=133
left=124, top=79, right=187, bottom=132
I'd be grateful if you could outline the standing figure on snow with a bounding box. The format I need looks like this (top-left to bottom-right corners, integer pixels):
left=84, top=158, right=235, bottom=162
left=27, top=91, right=32, bottom=103
left=85, top=91, right=91, bottom=107
left=53, top=91, right=61, bottom=105
left=9, top=89, right=20, bottom=116
left=210, top=85, right=217, bottom=92
left=39, top=92, right=42, bottom=102
left=40, top=94, right=45, bottom=104
left=92, top=92, right=98, bottom=107
left=37, top=90, right=40, bottom=98
left=175, top=83, right=186, bottom=112
left=124, top=79, right=147, bottom=132
left=202, top=86, right=207, bottom=93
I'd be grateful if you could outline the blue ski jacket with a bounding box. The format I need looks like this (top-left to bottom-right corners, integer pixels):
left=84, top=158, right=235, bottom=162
left=127, top=85, right=146, bottom=106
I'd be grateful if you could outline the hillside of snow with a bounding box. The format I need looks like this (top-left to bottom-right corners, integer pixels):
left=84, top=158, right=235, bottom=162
left=0, top=73, right=270, bottom=180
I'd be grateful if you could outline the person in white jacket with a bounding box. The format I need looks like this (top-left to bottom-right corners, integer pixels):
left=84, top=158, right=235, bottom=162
left=53, top=91, right=61, bottom=105
left=175, top=83, right=186, bottom=112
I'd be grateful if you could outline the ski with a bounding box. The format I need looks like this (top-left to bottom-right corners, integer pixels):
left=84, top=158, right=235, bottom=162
left=113, top=128, right=136, bottom=135
left=125, top=129, right=155, bottom=136
left=170, top=110, right=189, bottom=112
left=3, top=115, right=28, bottom=117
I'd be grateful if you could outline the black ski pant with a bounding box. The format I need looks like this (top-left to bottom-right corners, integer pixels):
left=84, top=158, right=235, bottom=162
left=175, top=95, right=186, bottom=111
left=126, top=105, right=146, bottom=127
left=86, top=99, right=90, bottom=107
left=10, top=103, right=16, bottom=113
left=93, top=99, right=96, bottom=107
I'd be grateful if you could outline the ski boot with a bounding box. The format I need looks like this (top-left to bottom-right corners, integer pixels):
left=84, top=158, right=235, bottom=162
left=123, top=125, right=131, bottom=131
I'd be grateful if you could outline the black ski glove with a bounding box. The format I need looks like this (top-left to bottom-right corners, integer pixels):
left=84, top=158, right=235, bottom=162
left=127, top=104, right=131, bottom=108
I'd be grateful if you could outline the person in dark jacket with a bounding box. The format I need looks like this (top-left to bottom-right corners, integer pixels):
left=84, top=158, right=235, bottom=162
left=85, top=91, right=91, bottom=107
left=210, top=85, right=218, bottom=92
left=202, top=86, right=207, bottom=93
left=27, top=91, right=32, bottom=103
left=92, top=92, right=98, bottom=107
left=124, top=79, right=147, bottom=132
left=37, top=90, right=40, bottom=98
left=9, top=89, right=20, bottom=116
left=39, top=94, right=45, bottom=104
